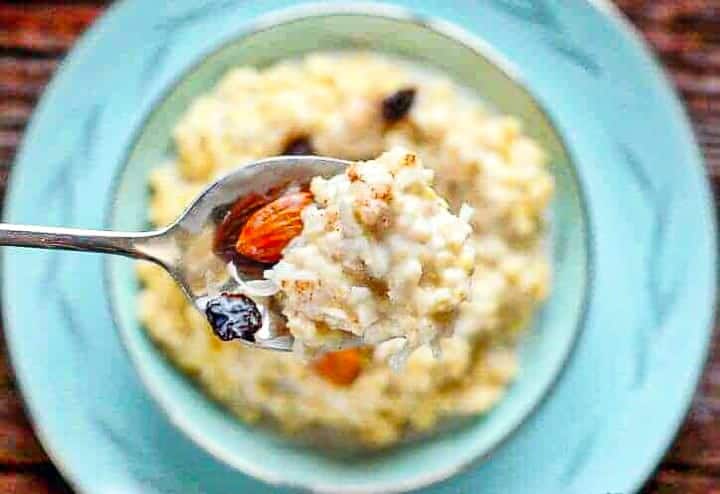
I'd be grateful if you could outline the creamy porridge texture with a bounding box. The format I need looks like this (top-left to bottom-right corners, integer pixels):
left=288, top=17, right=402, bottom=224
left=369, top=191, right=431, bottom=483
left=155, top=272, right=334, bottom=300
left=267, top=148, right=475, bottom=355
left=138, top=53, right=554, bottom=447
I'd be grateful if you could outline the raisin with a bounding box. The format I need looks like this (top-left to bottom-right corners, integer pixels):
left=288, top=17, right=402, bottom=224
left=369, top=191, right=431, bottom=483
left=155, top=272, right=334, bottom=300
left=205, top=293, right=262, bottom=342
left=381, top=88, right=416, bottom=122
left=282, top=136, right=315, bottom=156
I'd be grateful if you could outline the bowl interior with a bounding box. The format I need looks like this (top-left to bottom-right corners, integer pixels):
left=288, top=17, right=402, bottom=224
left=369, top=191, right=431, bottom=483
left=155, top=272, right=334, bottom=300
left=107, top=12, right=589, bottom=492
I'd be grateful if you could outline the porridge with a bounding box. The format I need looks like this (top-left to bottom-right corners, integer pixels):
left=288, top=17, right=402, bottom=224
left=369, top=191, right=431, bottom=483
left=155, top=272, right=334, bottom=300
left=138, top=53, right=554, bottom=447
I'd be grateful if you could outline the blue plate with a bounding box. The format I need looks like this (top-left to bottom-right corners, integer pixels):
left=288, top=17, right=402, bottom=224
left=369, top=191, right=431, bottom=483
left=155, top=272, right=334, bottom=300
left=3, top=1, right=716, bottom=493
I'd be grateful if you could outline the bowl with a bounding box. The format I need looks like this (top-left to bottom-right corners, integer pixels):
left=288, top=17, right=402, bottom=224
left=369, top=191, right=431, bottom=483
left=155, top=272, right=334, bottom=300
left=106, top=4, right=589, bottom=493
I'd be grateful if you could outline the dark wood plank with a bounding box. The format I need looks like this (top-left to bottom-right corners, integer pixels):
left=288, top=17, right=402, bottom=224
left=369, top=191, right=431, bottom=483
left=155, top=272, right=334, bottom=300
left=0, top=58, right=59, bottom=101
left=0, top=473, right=53, bottom=494
left=0, top=350, right=47, bottom=465
left=0, top=470, right=72, bottom=494
left=0, top=5, right=101, bottom=55
left=643, top=469, right=720, bottom=493
left=0, top=100, right=33, bottom=129
left=0, top=130, right=21, bottom=164
left=664, top=334, right=720, bottom=470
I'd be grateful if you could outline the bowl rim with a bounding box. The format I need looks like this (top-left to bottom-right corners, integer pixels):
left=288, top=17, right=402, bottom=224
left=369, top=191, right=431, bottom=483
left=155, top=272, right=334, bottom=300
left=102, top=3, right=593, bottom=493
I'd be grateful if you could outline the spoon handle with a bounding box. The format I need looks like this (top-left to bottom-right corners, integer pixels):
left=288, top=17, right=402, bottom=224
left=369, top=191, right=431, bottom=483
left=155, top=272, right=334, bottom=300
left=0, top=223, right=164, bottom=261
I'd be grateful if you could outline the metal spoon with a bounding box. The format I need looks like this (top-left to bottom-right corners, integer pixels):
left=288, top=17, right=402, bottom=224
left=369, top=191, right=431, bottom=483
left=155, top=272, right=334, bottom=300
left=0, top=156, right=350, bottom=352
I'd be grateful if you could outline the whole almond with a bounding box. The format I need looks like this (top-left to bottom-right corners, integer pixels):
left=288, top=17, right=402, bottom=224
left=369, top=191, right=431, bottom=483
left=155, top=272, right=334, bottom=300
left=235, top=191, right=313, bottom=263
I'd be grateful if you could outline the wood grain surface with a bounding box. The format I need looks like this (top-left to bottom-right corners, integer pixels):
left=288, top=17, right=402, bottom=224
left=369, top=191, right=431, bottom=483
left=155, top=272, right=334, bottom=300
left=0, top=1, right=718, bottom=492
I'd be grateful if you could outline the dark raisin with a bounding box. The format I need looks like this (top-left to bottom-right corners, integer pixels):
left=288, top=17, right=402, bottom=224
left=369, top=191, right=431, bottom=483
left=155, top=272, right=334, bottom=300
left=381, top=88, right=416, bottom=122
left=282, top=136, right=315, bottom=156
left=205, top=293, right=262, bottom=342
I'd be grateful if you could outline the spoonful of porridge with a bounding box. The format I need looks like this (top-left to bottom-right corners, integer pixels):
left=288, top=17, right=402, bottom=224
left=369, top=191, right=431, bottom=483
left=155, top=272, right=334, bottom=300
left=0, top=148, right=475, bottom=356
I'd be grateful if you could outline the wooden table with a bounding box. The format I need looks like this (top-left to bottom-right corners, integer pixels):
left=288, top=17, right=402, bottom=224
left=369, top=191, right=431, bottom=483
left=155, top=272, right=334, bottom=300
left=0, top=1, right=718, bottom=492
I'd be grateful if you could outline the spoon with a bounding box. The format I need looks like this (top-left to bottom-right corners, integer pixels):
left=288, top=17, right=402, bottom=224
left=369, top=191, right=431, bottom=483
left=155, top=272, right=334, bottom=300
left=0, top=156, right=349, bottom=351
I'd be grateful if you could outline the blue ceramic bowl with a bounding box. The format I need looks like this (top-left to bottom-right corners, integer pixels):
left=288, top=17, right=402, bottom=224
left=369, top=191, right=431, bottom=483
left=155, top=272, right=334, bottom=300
left=106, top=4, right=588, bottom=493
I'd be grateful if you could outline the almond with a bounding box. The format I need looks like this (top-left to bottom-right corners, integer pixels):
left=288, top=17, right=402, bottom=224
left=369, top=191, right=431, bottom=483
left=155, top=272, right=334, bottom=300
left=235, top=191, right=313, bottom=263
left=312, top=348, right=366, bottom=386
left=214, top=193, right=268, bottom=263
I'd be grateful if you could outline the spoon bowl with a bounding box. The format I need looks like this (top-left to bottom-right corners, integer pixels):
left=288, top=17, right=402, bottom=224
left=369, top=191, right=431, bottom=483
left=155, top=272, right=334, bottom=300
left=146, top=155, right=350, bottom=350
